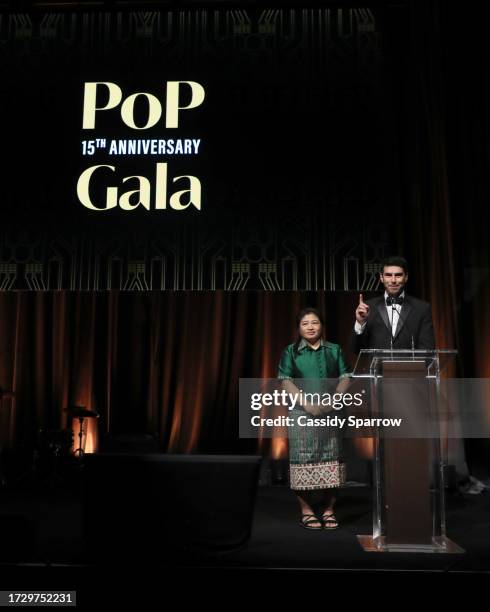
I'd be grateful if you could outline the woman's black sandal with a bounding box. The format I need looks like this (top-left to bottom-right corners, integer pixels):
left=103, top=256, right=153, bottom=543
left=300, top=514, right=323, bottom=530
left=322, top=511, right=339, bottom=530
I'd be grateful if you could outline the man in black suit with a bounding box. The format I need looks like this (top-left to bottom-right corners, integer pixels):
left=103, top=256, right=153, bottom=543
left=352, top=256, right=435, bottom=352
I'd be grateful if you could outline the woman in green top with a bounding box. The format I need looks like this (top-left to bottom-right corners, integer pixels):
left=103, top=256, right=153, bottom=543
left=278, top=307, right=350, bottom=530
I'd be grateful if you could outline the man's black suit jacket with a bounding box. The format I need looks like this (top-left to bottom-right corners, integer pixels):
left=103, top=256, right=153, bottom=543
left=351, top=294, right=435, bottom=353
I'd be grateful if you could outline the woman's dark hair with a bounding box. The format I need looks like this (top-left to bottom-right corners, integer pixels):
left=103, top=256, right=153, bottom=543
left=293, top=307, right=324, bottom=353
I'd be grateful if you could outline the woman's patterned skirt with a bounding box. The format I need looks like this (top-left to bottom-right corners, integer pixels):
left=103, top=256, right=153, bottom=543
left=288, top=407, right=345, bottom=491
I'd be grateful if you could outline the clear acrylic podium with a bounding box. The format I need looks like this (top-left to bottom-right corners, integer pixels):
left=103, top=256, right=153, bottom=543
left=352, top=349, right=464, bottom=553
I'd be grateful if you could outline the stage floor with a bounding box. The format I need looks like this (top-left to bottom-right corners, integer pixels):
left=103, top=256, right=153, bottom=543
left=0, top=482, right=489, bottom=574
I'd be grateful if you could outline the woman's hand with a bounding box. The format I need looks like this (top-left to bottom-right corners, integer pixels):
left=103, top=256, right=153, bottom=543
left=303, top=402, right=325, bottom=417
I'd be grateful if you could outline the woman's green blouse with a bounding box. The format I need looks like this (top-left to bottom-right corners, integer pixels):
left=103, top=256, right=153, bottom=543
left=278, top=338, right=350, bottom=380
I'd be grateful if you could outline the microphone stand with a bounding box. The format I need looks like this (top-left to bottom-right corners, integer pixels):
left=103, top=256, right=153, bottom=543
left=390, top=301, right=395, bottom=359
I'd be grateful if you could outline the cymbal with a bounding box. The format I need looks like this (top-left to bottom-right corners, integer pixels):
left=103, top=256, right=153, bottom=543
left=64, top=405, right=99, bottom=418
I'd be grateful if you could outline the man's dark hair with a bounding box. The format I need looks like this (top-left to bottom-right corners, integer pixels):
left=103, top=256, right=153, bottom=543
left=381, top=256, right=408, bottom=274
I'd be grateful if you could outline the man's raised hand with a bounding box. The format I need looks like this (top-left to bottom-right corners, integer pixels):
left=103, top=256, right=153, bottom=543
left=356, top=293, right=370, bottom=324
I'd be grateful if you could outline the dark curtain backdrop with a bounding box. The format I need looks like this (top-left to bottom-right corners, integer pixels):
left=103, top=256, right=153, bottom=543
left=383, top=1, right=487, bottom=379
left=0, top=291, right=361, bottom=453
left=384, top=1, right=458, bottom=374
left=393, top=1, right=490, bottom=389
left=385, top=1, right=490, bottom=471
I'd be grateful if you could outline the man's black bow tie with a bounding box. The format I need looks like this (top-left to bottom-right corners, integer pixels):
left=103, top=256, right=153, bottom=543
left=386, top=295, right=404, bottom=306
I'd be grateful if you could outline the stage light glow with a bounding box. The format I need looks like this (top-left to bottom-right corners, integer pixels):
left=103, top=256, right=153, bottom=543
left=71, top=416, right=98, bottom=455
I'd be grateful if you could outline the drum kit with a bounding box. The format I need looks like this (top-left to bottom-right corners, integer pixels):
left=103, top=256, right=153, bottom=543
left=38, top=405, right=99, bottom=459
left=0, top=391, right=99, bottom=488
left=29, top=406, right=98, bottom=487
